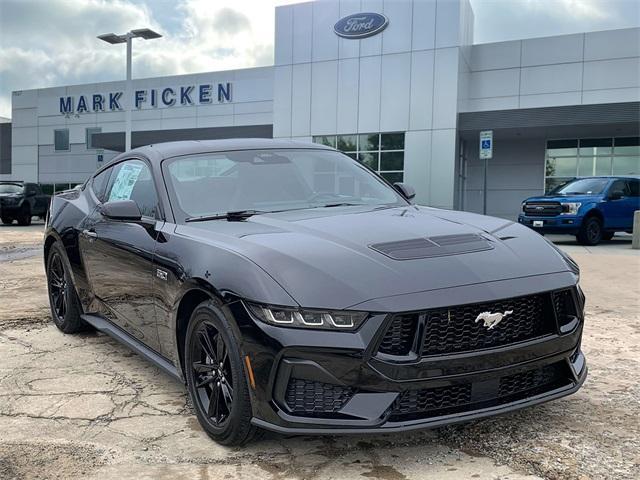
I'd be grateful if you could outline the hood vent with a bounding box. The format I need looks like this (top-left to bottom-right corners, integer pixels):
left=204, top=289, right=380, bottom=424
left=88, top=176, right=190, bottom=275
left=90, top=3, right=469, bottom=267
left=370, top=234, right=493, bottom=260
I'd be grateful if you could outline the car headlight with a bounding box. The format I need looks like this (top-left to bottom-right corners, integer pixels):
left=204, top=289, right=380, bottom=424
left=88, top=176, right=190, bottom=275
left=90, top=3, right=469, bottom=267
left=560, top=202, right=581, bottom=215
left=245, top=302, right=368, bottom=331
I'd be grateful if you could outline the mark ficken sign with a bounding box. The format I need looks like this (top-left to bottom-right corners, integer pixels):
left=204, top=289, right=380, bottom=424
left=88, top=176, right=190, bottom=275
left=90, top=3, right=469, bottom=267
left=59, top=81, right=232, bottom=115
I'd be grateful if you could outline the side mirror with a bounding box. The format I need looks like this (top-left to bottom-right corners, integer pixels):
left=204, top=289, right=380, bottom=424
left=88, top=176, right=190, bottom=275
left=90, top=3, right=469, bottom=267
left=99, top=200, right=142, bottom=221
left=393, top=182, right=416, bottom=201
left=608, top=190, right=625, bottom=201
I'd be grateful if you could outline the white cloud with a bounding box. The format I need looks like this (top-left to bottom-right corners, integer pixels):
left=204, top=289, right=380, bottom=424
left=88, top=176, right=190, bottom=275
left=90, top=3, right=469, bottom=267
left=0, top=0, right=300, bottom=117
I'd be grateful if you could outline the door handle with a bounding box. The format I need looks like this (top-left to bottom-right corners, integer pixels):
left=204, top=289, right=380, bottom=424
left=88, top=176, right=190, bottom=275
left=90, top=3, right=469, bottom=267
left=82, top=229, right=98, bottom=239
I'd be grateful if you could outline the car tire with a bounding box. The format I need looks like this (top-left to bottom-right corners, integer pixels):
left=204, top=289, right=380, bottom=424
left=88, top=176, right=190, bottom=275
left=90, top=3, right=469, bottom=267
left=577, top=216, right=603, bottom=246
left=17, top=205, right=32, bottom=226
left=1, top=217, right=13, bottom=225
left=46, top=242, right=87, bottom=334
left=184, top=300, right=258, bottom=446
left=602, top=232, right=615, bottom=241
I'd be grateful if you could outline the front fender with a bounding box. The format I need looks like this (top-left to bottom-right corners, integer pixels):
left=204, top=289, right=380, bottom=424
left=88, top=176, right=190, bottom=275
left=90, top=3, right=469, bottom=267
left=152, top=222, right=298, bottom=366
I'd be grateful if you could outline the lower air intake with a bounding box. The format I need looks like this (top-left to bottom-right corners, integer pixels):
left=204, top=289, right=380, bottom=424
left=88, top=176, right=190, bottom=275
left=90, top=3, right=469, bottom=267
left=284, top=378, right=354, bottom=415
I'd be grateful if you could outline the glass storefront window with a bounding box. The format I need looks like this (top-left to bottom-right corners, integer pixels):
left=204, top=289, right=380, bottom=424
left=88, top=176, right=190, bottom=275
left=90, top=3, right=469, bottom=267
left=546, top=157, right=577, bottom=177
left=614, top=145, right=640, bottom=155
left=358, top=152, right=378, bottom=170
left=612, top=156, right=640, bottom=175
left=315, top=136, right=336, bottom=148
left=358, top=134, right=379, bottom=152
left=577, top=157, right=594, bottom=177
left=545, top=137, right=640, bottom=192
left=380, top=151, right=403, bottom=171
left=337, top=135, right=357, bottom=152
left=595, top=157, right=612, bottom=176
left=614, top=137, right=640, bottom=155
left=380, top=133, right=404, bottom=150
left=313, top=132, right=405, bottom=183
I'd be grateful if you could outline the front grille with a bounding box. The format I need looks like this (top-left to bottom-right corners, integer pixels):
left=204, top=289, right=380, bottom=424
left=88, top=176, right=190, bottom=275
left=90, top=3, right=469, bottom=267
left=378, top=292, right=568, bottom=358
left=377, top=314, right=417, bottom=356
left=284, top=378, right=354, bottom=415
left=388, top=361, right=570, bottom=422
left=524, top=202, right=562, bottom=216
left=422, top=294, right=549, bottom=356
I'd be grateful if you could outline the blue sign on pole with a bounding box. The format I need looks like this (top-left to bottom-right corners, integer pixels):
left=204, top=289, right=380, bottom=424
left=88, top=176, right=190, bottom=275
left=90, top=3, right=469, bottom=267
left=479, top=130, right=493, bottom=160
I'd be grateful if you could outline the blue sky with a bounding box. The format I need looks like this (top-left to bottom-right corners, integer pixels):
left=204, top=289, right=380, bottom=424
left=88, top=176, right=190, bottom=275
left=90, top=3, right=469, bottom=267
left=0, top=0, right=639, bottom=118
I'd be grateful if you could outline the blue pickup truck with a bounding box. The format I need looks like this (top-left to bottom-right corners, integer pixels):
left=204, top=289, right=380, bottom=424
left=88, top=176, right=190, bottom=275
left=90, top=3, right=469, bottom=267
left=519, top=176, right=639, bottom=245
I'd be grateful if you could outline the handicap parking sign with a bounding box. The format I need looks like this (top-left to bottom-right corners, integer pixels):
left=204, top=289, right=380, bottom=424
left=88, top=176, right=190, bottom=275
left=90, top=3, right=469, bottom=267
left=480, top=131, right=493, bottom=159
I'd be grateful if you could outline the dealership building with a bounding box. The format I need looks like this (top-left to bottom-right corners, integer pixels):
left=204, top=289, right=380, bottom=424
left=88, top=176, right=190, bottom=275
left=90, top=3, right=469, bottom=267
left=3, top=0, right=639, bottom=219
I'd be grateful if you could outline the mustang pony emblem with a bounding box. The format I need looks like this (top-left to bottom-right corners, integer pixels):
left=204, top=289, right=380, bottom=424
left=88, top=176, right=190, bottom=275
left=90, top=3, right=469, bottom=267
left=475, top=310, right=513, bottom=330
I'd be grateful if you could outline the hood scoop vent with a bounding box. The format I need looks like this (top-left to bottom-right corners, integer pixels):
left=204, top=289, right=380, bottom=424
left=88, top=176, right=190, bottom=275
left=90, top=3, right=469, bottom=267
left=370, top=234, right=493, bottom=260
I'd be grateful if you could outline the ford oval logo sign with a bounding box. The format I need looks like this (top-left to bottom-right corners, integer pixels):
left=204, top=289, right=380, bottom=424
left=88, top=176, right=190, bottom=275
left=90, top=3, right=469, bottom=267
left=334, top=12, right=388, bottom=39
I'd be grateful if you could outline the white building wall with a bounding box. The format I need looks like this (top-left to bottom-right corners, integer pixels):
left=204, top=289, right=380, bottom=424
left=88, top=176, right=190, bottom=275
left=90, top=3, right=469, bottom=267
left=273, top=0, right=474, bottom=209
left=461, top=27, right=640, bottom=112
left=7, top=68, right=273, bottom=184
left=463, top=137, right=546, bottom=220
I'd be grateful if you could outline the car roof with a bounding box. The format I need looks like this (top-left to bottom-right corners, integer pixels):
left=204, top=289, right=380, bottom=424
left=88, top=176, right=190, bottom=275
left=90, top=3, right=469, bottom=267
left=573, top=175, right=640, bottom=180
left=119, top=138, right=335, bottom=162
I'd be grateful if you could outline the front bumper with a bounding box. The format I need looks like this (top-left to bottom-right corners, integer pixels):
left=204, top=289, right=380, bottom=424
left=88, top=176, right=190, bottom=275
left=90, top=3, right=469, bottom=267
left=0, top=202, right=22, bottom=216
left=518, top=214, right=583, bottom=234
left=232, top=285, right=587, bottom=435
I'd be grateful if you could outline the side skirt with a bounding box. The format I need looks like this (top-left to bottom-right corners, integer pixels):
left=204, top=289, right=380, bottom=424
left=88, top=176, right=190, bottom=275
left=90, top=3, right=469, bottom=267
left=81, top=314, right=183, bottom=383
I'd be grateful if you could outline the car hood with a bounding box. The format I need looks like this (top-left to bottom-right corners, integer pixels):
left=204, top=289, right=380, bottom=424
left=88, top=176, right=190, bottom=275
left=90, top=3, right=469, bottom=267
left=525, top=194, right=602, bottom=203
left=178, top=206, right=571, bottom=310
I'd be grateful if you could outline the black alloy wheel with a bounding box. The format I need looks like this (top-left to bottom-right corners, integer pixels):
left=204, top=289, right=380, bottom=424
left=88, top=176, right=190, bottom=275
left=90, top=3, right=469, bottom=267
left=46, top=242, right=86, bottom=333
left=577, top=216, right=603, bottom=246
left=185, top=301, right=257, bottom=445
left=191, top=321, right=234, bottom=426
left=48, top=252, right=68, bottom=321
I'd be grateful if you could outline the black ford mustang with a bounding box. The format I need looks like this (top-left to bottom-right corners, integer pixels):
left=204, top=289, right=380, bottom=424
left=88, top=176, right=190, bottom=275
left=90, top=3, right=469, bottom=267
left=44, top=139, right=587, bottom=445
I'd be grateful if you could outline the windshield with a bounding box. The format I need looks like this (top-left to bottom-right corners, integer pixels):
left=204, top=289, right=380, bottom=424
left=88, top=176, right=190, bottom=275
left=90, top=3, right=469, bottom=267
left=163, top=149, right=407, bottom=220
left=550, top=178, right=610, bottom=195
left=0, top=184, right=23, bottom=194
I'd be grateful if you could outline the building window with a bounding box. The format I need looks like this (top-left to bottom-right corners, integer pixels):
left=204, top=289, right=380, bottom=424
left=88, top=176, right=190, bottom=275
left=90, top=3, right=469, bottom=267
left=544, top=137, right=640, bottom=192
left=85, top=127, right=102, bottom=149
left=313, top=132, right=405, bottom=184
left=54, top=129, right=69, bottom=151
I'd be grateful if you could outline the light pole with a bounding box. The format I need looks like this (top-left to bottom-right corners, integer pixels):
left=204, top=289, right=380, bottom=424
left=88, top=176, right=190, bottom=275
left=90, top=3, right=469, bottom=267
left=97, top=28, right=162, bottom=152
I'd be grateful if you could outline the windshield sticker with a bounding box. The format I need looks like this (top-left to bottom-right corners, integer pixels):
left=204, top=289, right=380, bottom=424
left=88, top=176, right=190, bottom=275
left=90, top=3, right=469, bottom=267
left=109, top=163, right=143, bottom=201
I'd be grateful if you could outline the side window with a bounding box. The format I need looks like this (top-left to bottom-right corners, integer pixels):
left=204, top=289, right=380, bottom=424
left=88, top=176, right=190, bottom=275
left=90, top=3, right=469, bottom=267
left=627, top=179, right=639, bottom=197
left=105, top=159, right=159, bottom=218
left=26, top=184, right=38, bottom=196
left=91, top=168, right=112, bottom=202
left=609, top=179, right=629, bottom=197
